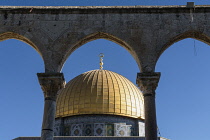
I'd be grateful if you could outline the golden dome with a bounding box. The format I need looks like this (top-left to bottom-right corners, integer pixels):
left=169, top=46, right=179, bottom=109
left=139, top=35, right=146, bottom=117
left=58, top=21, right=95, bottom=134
left=56, top=70, right=144, bottom=119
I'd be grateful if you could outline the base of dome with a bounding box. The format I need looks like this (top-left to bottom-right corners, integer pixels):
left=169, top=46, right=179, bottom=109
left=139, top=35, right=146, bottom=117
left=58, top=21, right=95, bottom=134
left=54, top=114, right=145, bottom=136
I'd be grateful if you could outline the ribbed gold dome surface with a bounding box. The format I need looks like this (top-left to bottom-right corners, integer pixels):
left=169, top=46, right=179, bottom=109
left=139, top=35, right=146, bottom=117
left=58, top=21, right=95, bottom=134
left=56, top=70, right=144, bottom=119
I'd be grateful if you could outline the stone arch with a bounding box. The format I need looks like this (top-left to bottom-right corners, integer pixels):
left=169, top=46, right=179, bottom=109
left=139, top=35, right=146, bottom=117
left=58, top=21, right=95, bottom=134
left=157, top=31, right=210, bottom=61
left=60, top=32, right=141, bottom=71
left=0, top=32, right=43, bottom=59
left=0, top=37, right=44, bottom=139
left=155, top=38, right=210, bottom=139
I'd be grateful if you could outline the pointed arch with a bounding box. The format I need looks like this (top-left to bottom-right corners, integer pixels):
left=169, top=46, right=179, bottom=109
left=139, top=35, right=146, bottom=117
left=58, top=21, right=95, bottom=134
left=61, top=32, right=141, bottom=71
left=0, top=32, right=43, bottom=59
left=0, top=37, right=44, bottom=139
left=158, top=31, right=210, bottom=60
left=155, top=37, right=210, bottom=140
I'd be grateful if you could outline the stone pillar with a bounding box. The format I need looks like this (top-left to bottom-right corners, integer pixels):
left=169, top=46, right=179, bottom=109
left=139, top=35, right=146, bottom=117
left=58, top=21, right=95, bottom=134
left=136, top=72, right=160, bottom=140
left=37, top=73, right=65, bottom=140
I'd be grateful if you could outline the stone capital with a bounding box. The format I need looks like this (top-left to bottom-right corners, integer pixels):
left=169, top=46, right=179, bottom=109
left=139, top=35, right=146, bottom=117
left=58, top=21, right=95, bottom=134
left=136, top=72, right=161, bottom=96
left=37, top=73, right=66, bottom=100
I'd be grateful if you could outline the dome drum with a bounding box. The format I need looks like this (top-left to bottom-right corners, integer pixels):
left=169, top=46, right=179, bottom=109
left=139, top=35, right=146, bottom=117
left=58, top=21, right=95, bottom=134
left=54, top=114, right=145, bottom=136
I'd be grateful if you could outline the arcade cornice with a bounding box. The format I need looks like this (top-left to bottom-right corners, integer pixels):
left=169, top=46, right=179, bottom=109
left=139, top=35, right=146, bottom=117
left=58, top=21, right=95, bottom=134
left=0, top=5, right=210, bottom=14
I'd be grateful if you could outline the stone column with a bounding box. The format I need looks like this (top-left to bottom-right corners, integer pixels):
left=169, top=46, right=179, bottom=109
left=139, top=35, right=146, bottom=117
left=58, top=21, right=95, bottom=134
left=37, top=73, right=65, bottom=140
left=136, top=72, right=160, bottom=140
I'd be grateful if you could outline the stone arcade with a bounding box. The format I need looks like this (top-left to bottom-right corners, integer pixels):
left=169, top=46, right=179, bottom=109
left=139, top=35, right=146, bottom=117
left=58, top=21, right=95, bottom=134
left=1, top=3, right=209, bottom=140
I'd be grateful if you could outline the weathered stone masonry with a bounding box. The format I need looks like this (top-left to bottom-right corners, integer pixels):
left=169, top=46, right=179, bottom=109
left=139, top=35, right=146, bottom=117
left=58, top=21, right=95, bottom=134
left=1, top=6, right=210, bottom=72
left=1, top=5, right=210, bottom=140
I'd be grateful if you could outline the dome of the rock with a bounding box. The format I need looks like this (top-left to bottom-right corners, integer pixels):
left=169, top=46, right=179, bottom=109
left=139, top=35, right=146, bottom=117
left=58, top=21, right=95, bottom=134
left=56, top=69, right=144, bottom=119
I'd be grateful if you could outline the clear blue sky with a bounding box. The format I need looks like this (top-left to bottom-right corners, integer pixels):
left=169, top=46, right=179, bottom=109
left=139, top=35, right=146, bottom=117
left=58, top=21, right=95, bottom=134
left=0, top=0, right=210, bottom=140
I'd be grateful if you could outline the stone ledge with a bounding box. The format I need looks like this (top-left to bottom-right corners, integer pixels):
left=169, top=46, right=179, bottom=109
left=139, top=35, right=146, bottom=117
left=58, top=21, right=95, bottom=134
left=0, top=5, right=210, bottom=9
left=0, top=5, right=210, bottom=14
